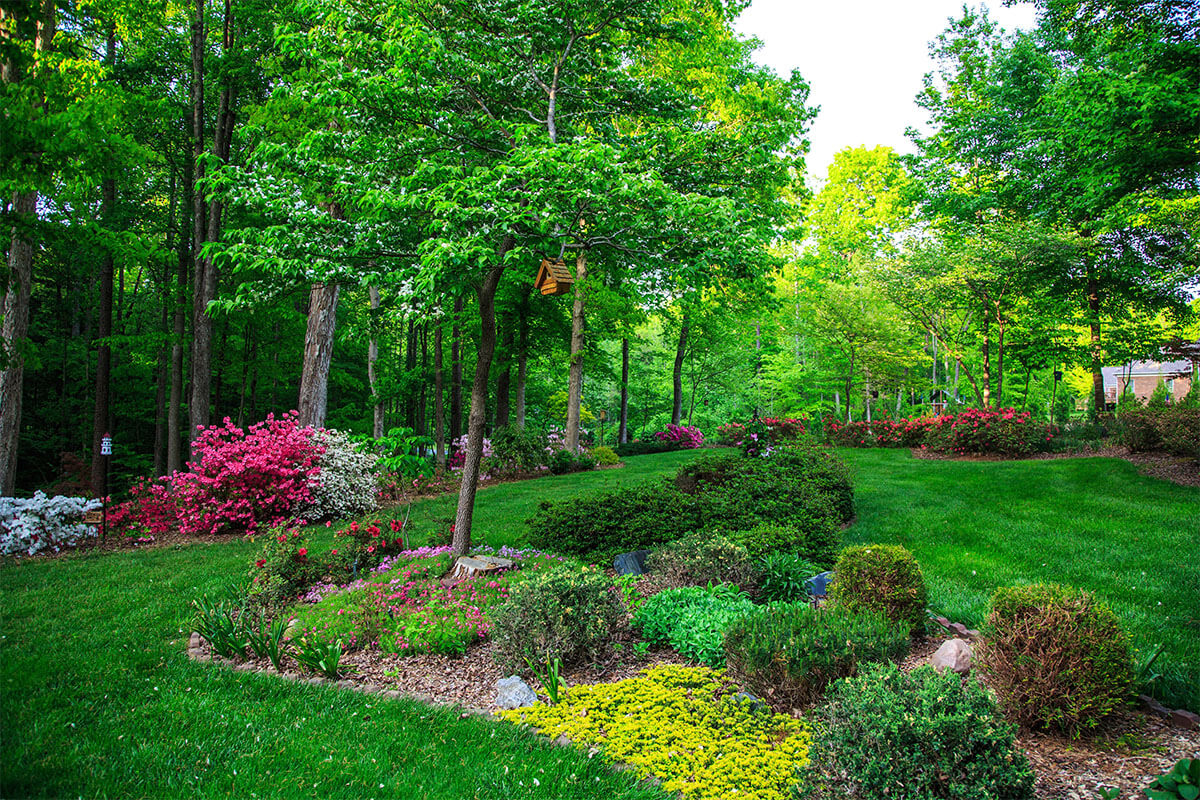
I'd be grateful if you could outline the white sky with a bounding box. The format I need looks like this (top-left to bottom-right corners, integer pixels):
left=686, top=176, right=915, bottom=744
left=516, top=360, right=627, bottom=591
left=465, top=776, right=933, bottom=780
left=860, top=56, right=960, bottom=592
left=733, top=0, right=1039, bottom=185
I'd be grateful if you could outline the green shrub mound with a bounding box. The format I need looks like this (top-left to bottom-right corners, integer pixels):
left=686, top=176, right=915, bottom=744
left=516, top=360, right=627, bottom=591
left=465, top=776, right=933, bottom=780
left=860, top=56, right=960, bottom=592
left=1120, top=406, right=1200, bottom=459
left=802, top=663, right=1035, bottom=800
left=724, top=604, right=909, bottom=710
left=613, top=440, right=682, bottom=457
left=729, top=522, right=837, bottom=567
left=589, top=445, right=620, bottom=465
left=829, top=544, right=927, bottom=634
left=527, top=444, right=852, bottom=564
left=983, top=583, right=1133, bottom=734
left=488, top=563, right=626, bottom=672
left=644, top=532, right=760, bottom=594
left=633, top=584, right=755, bottom=668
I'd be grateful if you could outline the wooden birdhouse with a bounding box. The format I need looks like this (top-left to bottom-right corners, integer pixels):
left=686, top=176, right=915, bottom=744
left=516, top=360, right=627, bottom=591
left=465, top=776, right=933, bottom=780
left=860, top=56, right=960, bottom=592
left=535, top=258, right=573, bottom=296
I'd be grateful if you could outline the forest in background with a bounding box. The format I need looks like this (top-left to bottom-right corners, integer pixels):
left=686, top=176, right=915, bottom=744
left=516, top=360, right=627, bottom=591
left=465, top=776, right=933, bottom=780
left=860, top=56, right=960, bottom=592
left=2, top=0, right=1197, bottom=503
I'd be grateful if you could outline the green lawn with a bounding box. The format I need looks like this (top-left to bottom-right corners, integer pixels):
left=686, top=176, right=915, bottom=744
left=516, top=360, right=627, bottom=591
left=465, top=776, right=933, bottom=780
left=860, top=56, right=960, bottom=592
left=2, top=448, right=1197, bottom=797
left=839, top=448, right=1200, bottom=711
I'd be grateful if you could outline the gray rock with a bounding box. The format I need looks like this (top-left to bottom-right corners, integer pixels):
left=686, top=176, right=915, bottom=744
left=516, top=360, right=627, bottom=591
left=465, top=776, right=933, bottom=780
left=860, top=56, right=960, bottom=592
left=495, top=675, right=537, bottom=709
left=732, top=691, right=768, bottom=713
left=613, top=550, right=650, bottom=576
left=806, top=571, right=834, bottom=597
left=930, top=638, right=973, bottom=675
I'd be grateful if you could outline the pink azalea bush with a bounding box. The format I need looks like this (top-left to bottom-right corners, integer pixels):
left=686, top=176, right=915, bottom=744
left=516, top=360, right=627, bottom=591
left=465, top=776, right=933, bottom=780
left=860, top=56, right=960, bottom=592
left=111, top=412, right=379, bottom=538
left=653, top=424, right=705, bottom=448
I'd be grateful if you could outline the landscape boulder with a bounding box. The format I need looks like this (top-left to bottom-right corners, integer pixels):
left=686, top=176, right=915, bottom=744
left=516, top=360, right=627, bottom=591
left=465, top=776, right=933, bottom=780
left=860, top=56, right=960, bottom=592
left=613, top=550, right=651, bottom=576
left=495, top=676, right=537, bottom=709
left=930, top=638, right=973, bottom=675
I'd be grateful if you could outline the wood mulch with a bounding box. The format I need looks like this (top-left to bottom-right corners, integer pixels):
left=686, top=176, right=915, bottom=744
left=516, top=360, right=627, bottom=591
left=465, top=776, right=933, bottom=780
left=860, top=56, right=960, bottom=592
left=200, top=629, right=1198, bottom=798
left=911, top=445, right=1199, bottom=488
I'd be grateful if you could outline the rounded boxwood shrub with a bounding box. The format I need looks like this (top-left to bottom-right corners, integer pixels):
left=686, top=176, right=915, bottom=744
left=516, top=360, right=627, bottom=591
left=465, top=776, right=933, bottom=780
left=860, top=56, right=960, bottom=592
left=829, top=544, right=927, bottom=634
left=982, top=583, right=1133, bottom=734
left=724, top=603, right=909, bottom=710
left=488, top=563, right=626, bottom=672
left=645, top=532, right=760, bottom=594
left=802, top=662, right=1035, bottom=800
left=588, top=445, right=620, bottom=465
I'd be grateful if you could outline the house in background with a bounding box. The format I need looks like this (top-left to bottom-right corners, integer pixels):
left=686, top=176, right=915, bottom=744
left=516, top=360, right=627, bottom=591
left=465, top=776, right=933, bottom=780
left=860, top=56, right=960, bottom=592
left=1101, top=359, right=1195, bottom=405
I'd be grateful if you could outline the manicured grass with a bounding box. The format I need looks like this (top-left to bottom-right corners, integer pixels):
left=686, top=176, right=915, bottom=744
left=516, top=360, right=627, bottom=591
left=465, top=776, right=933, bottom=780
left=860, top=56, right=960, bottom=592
left=0, top=453, right=696, bottom=800
left=839, top=448, right=1200, bottom=711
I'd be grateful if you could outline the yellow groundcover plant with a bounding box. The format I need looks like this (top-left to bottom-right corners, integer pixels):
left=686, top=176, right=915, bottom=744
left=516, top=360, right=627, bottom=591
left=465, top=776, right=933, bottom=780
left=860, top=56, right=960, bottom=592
left=497, top=664, right=810, bottom=800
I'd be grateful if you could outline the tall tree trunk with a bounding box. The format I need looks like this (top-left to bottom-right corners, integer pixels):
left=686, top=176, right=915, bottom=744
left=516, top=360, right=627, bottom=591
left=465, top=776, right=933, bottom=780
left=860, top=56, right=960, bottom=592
left=90, top=172, right=115, bottom=498
left=450, top=295, right=463, bottom=444
left=417, top=322, right=428, bottom=436
left=671, top=316, right=688, bottom=425
left=1087, top=265, right=1105, bottom=413
left=0, top=190, right=35, bottom=496
left=188, top=0, right=235, bottom=455
left=452, top=252, right=509, bottom=556
left=495, top=323, right=512, bottom=429
left=980, top=315, right=992, bottom=408
left=434, top=320, right=445, bottom=469
left=297, top=282, right=339, bottom=428
left=565, top=251, right=588, bottom=451
left=995, top=318, right=1006, bottom=408
left=405, top=318, right=417, bottom=429
left=515, top=289, right=529, bottom=427
left=236, top=323, right=252, bottom=426
left=368, top=285, right=383, bottom=437
left=618, top=337, right=629, bottom=444
left=0, top=0, right=55, bottom=496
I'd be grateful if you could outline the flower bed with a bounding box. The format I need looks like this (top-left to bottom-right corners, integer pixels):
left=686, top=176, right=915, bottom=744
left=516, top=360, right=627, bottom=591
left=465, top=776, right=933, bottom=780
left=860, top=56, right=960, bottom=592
left=828, top=408, right=1054, bottom=456
left=497, top=664, right=810, bottom=800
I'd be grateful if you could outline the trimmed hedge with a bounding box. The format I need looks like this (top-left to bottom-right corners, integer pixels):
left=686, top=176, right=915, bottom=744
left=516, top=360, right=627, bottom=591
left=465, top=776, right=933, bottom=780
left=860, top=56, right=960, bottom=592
left=613, top=440, right=683, bottom=457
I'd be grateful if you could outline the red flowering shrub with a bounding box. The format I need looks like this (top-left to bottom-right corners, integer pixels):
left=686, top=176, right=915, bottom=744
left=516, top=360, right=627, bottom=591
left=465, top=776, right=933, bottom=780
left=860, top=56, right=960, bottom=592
left=717, top=417, right=806, bottom=446
left=653, top=424, right=705, bottom=448
left=111, top=412, right=323, bottom=537
left=829, top=409, right=1053, bottom=457
left=335, top=517, right=411, bottom=571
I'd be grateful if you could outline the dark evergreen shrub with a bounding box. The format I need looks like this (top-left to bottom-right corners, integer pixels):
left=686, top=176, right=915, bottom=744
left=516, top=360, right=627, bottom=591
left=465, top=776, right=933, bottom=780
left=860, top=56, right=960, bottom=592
left=829, top=544, right=928, bottom=633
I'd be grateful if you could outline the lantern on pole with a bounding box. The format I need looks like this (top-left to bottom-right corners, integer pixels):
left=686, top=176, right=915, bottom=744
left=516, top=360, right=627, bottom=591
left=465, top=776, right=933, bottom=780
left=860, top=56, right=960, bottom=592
left=100, top=433, right=112, bottom=540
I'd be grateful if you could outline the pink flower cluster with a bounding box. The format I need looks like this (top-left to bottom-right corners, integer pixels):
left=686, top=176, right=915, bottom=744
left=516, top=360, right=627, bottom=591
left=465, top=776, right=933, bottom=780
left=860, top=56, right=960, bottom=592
left=111, top=412, right=323, bottom=537
left=652, top=424, right=704, bottom=448
left=829, top=408, right=1054, bottom=456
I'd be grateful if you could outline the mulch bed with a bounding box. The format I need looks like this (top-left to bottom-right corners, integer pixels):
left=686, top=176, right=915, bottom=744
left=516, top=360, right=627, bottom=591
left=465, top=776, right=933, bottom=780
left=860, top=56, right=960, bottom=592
left=911, top=445, right=1199, bottom=488
left=199, top=629, right=1198, bottom=799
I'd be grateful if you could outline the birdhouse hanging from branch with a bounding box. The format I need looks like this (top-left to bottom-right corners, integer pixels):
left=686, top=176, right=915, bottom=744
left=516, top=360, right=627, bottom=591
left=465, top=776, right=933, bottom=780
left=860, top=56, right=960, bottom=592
left=535, top=258, right=573, bottom=296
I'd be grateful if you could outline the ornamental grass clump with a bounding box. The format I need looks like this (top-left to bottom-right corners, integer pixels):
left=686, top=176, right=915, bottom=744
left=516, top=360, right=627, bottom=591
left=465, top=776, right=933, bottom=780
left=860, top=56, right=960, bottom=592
left=497, top=664, right=811, bottom=800
left=724, top=603, right=909, bottom=710
left=634, top=584, right=755, bottom=667
left=489, top=563, right=626, bottom=672
left=983, top=583, right=1133, bottom=735
left=829, top=544, right=927, bottom=634
left=802, top=663, right=1035, bottom=800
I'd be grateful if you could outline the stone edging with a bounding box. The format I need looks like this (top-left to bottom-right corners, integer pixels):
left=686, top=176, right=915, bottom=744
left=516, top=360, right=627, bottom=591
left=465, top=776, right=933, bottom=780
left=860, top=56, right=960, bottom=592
left=926, top=618, right=1198, bottom=731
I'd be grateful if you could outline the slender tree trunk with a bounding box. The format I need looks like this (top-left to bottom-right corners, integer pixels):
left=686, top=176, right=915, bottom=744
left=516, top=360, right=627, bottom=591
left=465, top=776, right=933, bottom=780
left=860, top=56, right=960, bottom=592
left=981, top=315, right=992, bottom=408
left=450, top=295, right=463, bottom=444
left=236, top=323, right=252, bottom=427
left=515, top=290, right=529, bottom=427
left=417, top=322, right=428, bottom=436
left=367, top=285, right=383, bottom=437
left=618, top=337, right=629, bottom=444
left=90, top=173, right=115, bottom=498
left=297, top=282, right=339, bottom=428
left=672, top=316, right=688, bottom=425
left=452, top=253, right=509, bottom=556
left=189, top=0, right=237, bottom=452
left=565, top=251, right=588, bottom=451
left=495, top=323, right=512, bottom=429
left=434, top=320, right=445, bottom=469
left=405, top=318, right=417, bottom=429
left=995, top=318, right=1006, bottom=408
left=154, top=299, right=168, bottom=476
left=167, top=145, right=192, bottom=474
left=1087, top=265, right=1105, bottom=413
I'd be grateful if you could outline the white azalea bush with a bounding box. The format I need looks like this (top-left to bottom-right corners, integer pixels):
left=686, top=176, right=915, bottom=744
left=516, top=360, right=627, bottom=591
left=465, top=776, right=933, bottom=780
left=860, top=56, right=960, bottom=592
left=0, top=492, right=103, bottom=556
left=305, top=429, right=379, bottom=521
